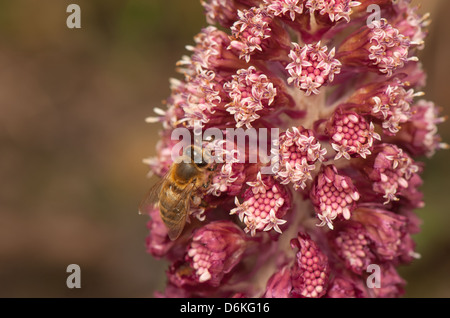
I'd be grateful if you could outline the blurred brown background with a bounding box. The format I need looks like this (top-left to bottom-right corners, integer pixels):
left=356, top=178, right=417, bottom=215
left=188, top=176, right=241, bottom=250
left=0, top=0, right=448, bottom=297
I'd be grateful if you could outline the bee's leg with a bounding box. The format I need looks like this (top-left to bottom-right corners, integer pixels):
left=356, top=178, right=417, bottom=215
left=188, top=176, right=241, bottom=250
left=203, top=176, right=212, bottom=188
left=199, top=200, right=207, bottom=208
left=198, top=198, right=209, bottom=208
left=203, top=173, right=215, bottom=189
left=203, top=164, right=217, bottom=190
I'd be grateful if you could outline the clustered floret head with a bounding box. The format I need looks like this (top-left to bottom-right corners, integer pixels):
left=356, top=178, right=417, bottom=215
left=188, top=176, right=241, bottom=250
left=144, top=0, right=446, bottom=298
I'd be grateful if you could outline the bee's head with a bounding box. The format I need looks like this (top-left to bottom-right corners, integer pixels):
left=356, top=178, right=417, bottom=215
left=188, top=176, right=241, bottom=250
left=184, top=145, right=211, bottom=169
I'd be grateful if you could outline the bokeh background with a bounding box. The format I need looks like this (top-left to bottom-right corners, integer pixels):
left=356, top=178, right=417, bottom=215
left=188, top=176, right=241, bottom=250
left=0, top=0, right=448, bottom=297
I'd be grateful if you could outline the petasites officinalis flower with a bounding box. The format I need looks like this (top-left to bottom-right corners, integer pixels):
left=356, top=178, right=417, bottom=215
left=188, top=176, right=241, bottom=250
left=143, top=0, right=446, bottom=298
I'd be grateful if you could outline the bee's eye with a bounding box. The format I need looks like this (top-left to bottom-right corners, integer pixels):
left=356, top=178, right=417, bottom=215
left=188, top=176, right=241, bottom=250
left=195, top=160, right=208, bottom=168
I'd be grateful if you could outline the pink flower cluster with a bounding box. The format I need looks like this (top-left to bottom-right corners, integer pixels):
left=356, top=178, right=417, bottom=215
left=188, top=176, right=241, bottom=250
left=144, top=0, right=446, bottom=297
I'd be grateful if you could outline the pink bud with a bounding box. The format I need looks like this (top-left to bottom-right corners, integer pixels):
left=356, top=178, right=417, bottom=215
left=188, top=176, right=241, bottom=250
left=186, top=221, right=249, bottom=286
left=310, top=165, right=360, bottom=229
left=290, top=233, right=329, bottom=298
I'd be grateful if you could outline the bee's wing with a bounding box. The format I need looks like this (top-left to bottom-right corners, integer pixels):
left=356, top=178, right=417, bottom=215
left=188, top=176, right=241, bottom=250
left=138, top=171, right=169, bottom=215
left=166, top=183, right=195, bottom=240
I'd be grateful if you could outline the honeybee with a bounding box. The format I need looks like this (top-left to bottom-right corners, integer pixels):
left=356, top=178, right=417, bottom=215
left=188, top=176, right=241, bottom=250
left=139, top=145, right=214, bottom=240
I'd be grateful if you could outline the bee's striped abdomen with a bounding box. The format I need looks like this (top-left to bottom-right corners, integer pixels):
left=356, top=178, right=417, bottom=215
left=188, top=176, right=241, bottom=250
left=159, top=182, right=188, bottom=232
